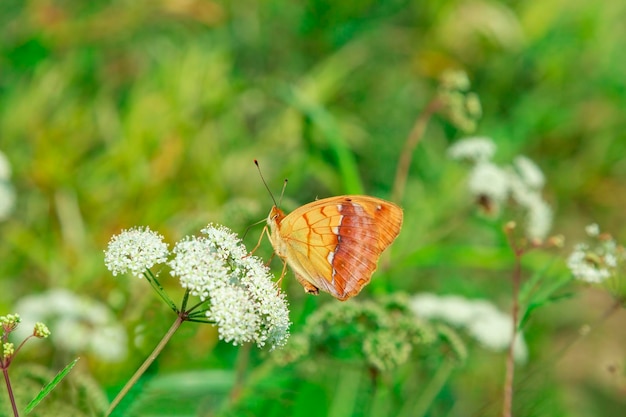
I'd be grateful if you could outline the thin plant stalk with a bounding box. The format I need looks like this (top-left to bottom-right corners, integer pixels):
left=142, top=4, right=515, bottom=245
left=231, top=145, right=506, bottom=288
left=502, top=251, right=521, bottom=417
left=391, top=97, right=443, bottom=204
left=2, top=367, right=19, bottom=417
left=399, top=359, right=456, bottom=417
left=229, top=342, right=252, bottom=403
left=502, top=226, right=524, bottom=417
left=105, top=314, right=185, bottom=417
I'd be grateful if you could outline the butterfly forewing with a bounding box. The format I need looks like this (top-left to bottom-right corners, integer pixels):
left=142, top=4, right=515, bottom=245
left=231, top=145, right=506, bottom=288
left=268, top=195, right=403, bottom=301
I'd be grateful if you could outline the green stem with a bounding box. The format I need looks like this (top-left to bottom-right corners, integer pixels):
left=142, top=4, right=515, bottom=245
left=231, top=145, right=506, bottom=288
left=143, top=270, right=178, bottom=312
left=180, top=289, right=190, bottom=312
left=400, top=359, right=455, bottom=417
left=229, top=343, right=252, bottom=403
left=185, top=299, right=207, bottom=315
left=105, top=315, right=184, bottom=416
left=2, top=367, right=19, bottom=417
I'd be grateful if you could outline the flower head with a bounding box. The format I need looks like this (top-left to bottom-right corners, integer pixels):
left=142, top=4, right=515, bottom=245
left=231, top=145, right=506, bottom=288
left=34, top=322, right=51, bottom=338
left=437, top=70, right=481, bottom=133
left=410, top=293, right=527, bottom=362
left=523, top=194, right=553, bottom=241
left=468, top=162, right=509, bottom=210
left=168, top=235, right=228, bottom=300
left=449, top=139, right=553, bottom=240
left=585, top=223, right=600, bottom=237
left=2, top=342, right=14, bottom=359
left=1, top=313, right=21, bottom=333
left=169, top=224, right=290, bottom=349
left=440, top=69, right=471, bottom=91
left=567, top=224, right=625, bottom=285
left=448, top=137, right=496, bottom=162
left=104, top=226, right=169, bottom=277
left=513, top=156, right=545, bottom=190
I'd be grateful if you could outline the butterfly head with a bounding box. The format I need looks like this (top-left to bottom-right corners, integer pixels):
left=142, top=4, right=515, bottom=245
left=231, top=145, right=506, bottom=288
left=267, top=205, right=287, bottom=257
left=267, top=206, right=285, bottom=228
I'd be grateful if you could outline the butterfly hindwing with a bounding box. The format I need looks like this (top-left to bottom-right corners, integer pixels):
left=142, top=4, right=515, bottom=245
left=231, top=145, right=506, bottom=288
left=268, top=195, right=403, bottom=300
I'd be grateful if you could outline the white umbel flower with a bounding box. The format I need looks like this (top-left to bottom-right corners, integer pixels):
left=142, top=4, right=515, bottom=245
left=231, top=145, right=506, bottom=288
left=448, top=137, right=496, bottom=162
left=566, top=224, right=624, bottom=284
left=524, top=193, right=553, bottom=241
left=468, top=161, right=509, bottom=204
left=104, top=226, right=169, bottom=277
left=168, top=235, right=228, bottom=301
left=410, top=293, right=527, bottom=362
left=567, top=245, right=611, bottom=283
left=169, top=225, right=291, bottom=349
left=585, top=223, right=600, bottom=237
left=513, top=155, right=545, bottom=189
left=450, top=138, right=553, bottom=240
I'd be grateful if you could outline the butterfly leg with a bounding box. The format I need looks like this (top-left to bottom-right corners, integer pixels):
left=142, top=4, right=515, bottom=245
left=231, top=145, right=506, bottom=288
left=276, top=259, right=288, bottom=289
left=246, top=225, right=268, bottom=256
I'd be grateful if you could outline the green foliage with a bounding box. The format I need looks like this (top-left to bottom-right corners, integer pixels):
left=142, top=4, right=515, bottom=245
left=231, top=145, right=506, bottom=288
left=0, top=363, right=106, bottom=417
left=24, top=357, right=80, bottom=414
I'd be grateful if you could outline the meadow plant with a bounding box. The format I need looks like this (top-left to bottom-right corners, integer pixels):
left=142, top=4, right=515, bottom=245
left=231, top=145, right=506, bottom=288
left=1, top=314, right=78, bottom=417
left=448, top=138, right=564, bottom=416
left=275, top=295, right=455, bottom=372
left=267, top=295, right=467, bottom=417
left=103, top=224, right=290, bottom=415
left=449, top=136, right=553, bottom=240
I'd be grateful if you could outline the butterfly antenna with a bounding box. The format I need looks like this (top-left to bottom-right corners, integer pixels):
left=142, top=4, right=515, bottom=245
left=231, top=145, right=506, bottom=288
left=278, top=179, right=288, bottom=207
left=254, top=159, right=278, bottom=207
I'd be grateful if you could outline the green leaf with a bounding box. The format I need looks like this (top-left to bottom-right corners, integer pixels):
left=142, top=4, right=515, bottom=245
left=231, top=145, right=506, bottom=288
left=24, top=357, right=80, bottom=414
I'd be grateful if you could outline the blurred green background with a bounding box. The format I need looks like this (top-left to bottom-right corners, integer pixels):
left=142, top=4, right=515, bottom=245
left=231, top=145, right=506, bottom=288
left=1, top=0, right=626, bottom=416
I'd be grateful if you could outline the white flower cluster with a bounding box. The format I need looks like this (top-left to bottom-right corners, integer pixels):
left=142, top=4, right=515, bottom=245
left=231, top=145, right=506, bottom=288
left=104, top=226, right=169, bottom=277
left=448, top=136, right=496, bottom=162
left=567, top=223, right=624, bottom=284
left=14, top=289, right=128, bottom=362
left=0, top=150, right=16, bottom=221
left=169, top=225, right=290, bottom=349
left=448, top=137, right=552, bottom=240
left=105, top=224, right=290, bottom=349
left=409, top=293, right=527, bottom=362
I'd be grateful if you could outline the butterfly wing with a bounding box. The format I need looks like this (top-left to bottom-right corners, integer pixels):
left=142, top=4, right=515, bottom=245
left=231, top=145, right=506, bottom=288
left=273, top=195, right=403, bottom=301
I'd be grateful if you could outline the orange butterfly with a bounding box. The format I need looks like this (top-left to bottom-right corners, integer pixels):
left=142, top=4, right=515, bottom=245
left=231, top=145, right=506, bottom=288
left=266, top=195, right=403, bottom=301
